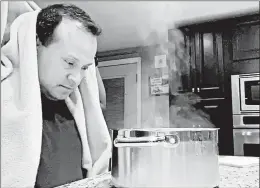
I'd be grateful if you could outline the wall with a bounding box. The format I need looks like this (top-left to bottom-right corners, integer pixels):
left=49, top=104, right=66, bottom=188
left=140, top=45, right=169, bottom=128
left=98, top=45, right=170, bottom=128
left=34, top=1, right=259, bottom=51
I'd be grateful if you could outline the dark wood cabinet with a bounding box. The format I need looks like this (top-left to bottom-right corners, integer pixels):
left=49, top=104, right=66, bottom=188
left=168, top=29, right=225, bottom=97
left=188, top=30, right=232, bottom=155
left=232, top=22, right=260, bottom=60
left=169, top=12, right=259, bottom=156
left=231, top=59, right=260, bottom=74
left=222, top=14, right=260, bottom=74
left=195, top=98, right=233, bottom=155
left=190, top=32, right=225, bottom=99
left=169, top=26, right=233, bottom=155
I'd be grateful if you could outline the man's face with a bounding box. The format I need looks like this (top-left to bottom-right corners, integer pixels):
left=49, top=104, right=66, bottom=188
left=37, top=19, right=97, bottom=100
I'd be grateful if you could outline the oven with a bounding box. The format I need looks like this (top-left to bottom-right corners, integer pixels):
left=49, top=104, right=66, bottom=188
left=231, top=73, right=260, bottom=157
left=231, top=73, right=260, bottom=129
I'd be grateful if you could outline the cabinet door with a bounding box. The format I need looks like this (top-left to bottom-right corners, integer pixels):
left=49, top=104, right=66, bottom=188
left=182, top=33, right=192, bottom=92
left=194, top=99, right=234, bottom=155
left=232, top=23, right=260, bottom=60
left=194, top=32, right=225, bottom=98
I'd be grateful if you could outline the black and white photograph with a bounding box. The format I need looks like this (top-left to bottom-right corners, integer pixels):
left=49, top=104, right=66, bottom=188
left=1, top=1, right=259, bottom=188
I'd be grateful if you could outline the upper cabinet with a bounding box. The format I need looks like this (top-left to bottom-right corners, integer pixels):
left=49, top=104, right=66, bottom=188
left=232, top=21, right=260, bottom=61
left=170, top=25, right=226, bottom=99
left=228, top=14, right=260, bottom=74
left=191, top=31, right=225, bottom=98
left=172, top=12, right=260, bottom=95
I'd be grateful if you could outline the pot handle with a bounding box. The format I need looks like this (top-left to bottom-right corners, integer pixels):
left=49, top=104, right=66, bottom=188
left=114, top=135, right=180, bottom=148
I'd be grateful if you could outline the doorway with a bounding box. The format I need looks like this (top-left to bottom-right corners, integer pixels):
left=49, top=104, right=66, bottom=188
left=98, top=57, right=141, bottom=130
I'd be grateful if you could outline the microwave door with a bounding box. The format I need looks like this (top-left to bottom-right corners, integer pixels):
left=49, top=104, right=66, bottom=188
left=240, top=76, right=260, bottom=112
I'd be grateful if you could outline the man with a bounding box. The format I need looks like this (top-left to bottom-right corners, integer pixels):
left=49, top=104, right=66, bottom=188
left=1, top=2, right=107, bottom=110
left=35, top=4, right=105, bottom=187
left=1, top=3, right=111, bottom=188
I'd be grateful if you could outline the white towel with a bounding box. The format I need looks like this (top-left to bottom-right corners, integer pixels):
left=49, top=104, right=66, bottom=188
left=1, top=4, right=111, bottom=188
left=1, top=1, right=9, bottom=43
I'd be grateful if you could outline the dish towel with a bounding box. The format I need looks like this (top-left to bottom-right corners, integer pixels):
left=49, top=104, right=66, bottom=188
left=1, top=5, right=112, bottom=188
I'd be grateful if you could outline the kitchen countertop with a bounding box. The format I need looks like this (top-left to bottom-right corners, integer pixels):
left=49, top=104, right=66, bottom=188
left=56, top=157, right=259, bottom=188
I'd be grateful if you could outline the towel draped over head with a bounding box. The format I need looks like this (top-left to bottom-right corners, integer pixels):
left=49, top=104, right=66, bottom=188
left=1, top=2, right=111, bottom=187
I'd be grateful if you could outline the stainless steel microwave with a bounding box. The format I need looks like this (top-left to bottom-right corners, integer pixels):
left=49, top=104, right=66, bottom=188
left=231, top=73, right=260, bottom=114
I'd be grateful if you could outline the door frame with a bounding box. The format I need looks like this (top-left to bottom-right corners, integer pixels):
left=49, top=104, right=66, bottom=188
left=98, top=57, right=142, bottom=128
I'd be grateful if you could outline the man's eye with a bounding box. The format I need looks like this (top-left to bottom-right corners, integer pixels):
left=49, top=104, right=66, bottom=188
left=82, top=66, right=89, bottom=71
left=64, top=59, right=74, bottom=66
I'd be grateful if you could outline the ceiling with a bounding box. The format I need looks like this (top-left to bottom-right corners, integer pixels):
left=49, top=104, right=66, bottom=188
left=34, top=1, right=259, bottom=52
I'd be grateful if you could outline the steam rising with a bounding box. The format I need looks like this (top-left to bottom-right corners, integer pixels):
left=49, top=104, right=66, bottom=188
left=106, top=3, right=222, bottom=188
left=133, top=2, right=215, bottom=128
left=136, top=2, right=182, bottom=46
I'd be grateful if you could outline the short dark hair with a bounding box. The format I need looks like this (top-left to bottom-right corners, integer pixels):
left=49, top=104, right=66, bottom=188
left=36, top=3, right=102, bottom=46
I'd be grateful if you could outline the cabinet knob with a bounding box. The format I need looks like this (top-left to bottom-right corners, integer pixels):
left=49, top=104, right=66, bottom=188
left=197, top=88, right=200, bottom=92
left=192, top=88, right=195, bottom=92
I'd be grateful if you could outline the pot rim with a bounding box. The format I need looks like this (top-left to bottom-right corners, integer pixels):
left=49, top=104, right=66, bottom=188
left=109, top=127, right=219, bottom=132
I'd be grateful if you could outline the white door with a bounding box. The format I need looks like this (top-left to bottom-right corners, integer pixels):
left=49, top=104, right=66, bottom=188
left=98, top=63, right=139, bottom=130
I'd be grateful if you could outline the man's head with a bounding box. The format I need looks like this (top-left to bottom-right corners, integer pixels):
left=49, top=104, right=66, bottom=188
left=36, top=4, right=101, bottom=100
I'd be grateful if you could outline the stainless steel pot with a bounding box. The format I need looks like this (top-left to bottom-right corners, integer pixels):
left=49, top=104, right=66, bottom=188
left=110, top=128, right=220, bottom=188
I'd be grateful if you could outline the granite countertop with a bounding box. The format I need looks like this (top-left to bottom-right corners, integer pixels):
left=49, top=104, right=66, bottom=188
left=56, top=157, right=259, bottom=188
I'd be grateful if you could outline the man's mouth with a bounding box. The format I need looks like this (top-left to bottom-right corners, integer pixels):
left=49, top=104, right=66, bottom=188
left=60, top=85, right=73, bottom=90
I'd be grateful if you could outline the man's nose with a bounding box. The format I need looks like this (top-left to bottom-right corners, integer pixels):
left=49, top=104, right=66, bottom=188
left=67, top=73, right=81, bottom=87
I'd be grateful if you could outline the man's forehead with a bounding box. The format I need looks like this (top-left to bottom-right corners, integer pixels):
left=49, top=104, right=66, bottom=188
left=53, top=18, right=97, bottom=59
left=54, top=18, right=97, bottom=47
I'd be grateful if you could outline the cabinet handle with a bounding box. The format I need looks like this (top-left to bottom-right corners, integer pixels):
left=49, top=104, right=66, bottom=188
left=200, top=87, right=220, bottom=90
left=197, top=88, right=200, bottom=92
left=199, top=97, right=225, bottom=101
left=192, top=88, right=195, bottom=92
left=204, top=105, right=218, bottom=109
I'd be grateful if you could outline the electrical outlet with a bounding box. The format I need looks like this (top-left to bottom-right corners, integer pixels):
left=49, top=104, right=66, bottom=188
left=154, top=54, right=167, bottom=68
